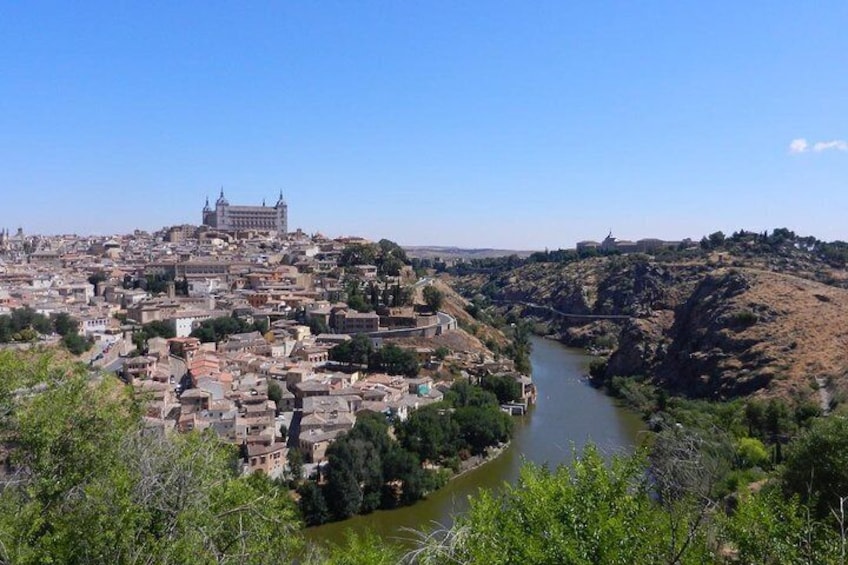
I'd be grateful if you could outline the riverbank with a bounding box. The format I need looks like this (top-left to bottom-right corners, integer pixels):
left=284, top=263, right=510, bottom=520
left=452, top=441, right=510, bottom=479
left=303, top=336, right=644, bottom=548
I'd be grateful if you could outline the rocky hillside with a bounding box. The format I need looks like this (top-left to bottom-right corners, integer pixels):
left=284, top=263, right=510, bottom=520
left=451, top=242, right=848, bottom=407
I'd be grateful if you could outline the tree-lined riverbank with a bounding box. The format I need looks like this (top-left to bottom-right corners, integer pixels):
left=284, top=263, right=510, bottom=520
left=305, top=336, right=644, bottom=547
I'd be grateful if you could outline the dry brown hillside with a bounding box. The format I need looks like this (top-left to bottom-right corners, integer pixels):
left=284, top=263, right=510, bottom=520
left=451, top=251, right=848, bottom=408
left=420, top=278, right=510, bottom=350
left=651, top=268, right=848, bottom=403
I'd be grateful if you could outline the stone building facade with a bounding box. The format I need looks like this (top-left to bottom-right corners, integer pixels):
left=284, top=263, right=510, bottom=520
left=202, top=189, right=287, bottom=235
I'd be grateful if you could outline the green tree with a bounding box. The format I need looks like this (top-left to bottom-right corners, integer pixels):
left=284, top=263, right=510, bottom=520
left=10, top=307, right=52, bottom=334
left=287, top=448, right=304, bottom=481
left=322, top=531, right=401, bottom=565
left=267, top=379, right=283, bottom=414
left=62, top=332, right=93, bottom=355
left=736, top=437, right=769, bottom=469
left=446, top=379, right=498, bottom=408
left=190, top=315, right=250, bottom=343
left=0, top=316, right=11, bottom=342
left=720, top=487, right=838, bottom=564
left=369, top=343, right=420, bottom=377
left=51, top=312, right=79, bottom=336
left=422, top=285, right=444, bottom=312
left=396, top=404, right=459, bottom=462
left=783, top=416, right=848, bottom=520
left=481, top=374, right=523, bottom=404
left=324, top=462, right=362, bottom=520
left=144, top=319, right=176, bottom=339
left=0, top=352, right=304, bottom=564
left=381, top=446, right=426, bottom=506
left=87, top=271, right=108, bottom=287
left=307, top=316, right=330, bottom=335
left=339, top=243, right=378, bottom=267
left=413, top=444, right=711, bottom=565
left=708, top=231, right=726, bottom=248
left=325, top=437, right=384, bottom=515
left=297, top=482, right=329, bottom=527
left=454, top=406, right=514, bottom=455
left=330, top=333, right=374, bottom=366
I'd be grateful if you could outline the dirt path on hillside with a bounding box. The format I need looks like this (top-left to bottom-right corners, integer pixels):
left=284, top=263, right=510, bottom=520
left=815, top=376, right=831, bottom=415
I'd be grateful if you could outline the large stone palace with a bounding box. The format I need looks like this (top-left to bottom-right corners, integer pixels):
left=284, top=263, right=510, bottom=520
left=202, top=189, right=288, bottom=235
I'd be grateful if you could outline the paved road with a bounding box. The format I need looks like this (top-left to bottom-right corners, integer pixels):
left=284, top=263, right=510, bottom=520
left=102, top=355, right=125, bottom=374
left=413, top=277, right=432, bottom=288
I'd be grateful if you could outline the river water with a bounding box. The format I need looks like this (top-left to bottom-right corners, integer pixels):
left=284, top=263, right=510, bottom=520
left=304, top=335, right=644, bottom=548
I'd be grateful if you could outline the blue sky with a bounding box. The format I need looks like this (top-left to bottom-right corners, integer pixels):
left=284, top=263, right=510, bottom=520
left=1, top=2, right=846, bottom=248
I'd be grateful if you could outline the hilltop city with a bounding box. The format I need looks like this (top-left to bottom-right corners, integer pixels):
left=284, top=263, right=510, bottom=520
left=0, top=191, right=534, bottom=493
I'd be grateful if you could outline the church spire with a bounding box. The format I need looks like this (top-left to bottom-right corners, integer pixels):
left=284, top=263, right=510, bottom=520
left=216, top=186, right=228, bottom=206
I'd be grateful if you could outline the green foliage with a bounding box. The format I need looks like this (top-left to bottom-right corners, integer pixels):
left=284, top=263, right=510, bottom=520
left=720, top=487, right=840, bottom=564
left=87, top=271, right=108, bottom=286
left=330, top=337, right=419, bottom=376
left=396, top=404, right=460, bottom=463
left=445, top=380, right=498, bottom=408
left=61, top=332, right=94, bottom=355
left=50, top=312, right=78, bottom=336
left=339, top=243, right=378, bottom=268
left=410, top=442, right=848, bottom=564
left=527, top=247, right=580, bottom=264
left=783, top=416, right=848, bottom=520
left=0, top=351, right=303, bottom=564
left=453, top=406, right=513, bottom=455
left=321, top=531, right=401, bottom=565
left=297, top=482, right=329, bottom=526
left=299, top=383, right=513, bottom=524
left=708, top=230, right=726, bottom=248
left=503, top=321, right=532, bottom=374
left=414, top=444, right=712, bottom=565
left=736, top=437, right=769, bottom=469
left=376, top=239, right=409, bottom=277
left=329, top=334, right=374, bottom=366
left=311, top=412, right=438, bottom=524
left=288, top=448, right=304, bottom=481
left=307, top=316, right=330, bottom=335
left=338, top=239, right=410, bottom=278
left=728, top=308, right=758, bottom=328
left=398, top=380, right=515, bottom=463
left=481, top=374, right=523, bottom=404
left=324, top=453, right=366, bottom=521
left=343, top=279, right=372, bottom=313
left=0, top=307, right=57, bottom=343
left=368, top=343, right=420, bottom=377
left=744, top=398, right=794, bottom=439
left=422, top=285, right=444, bottom=312
left=127, top=274, right=188, bottom=296
left=588, top=358, right=608, bottom=382
left=267, top=380, right=283, bottom=414
left=190, top=315, right=265, bottom=343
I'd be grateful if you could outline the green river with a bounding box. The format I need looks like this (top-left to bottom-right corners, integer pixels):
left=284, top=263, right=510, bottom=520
left=304, top=335, right=645, bottom=548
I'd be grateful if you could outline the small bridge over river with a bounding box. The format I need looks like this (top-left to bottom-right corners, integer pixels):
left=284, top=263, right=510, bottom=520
left=492, top=299, right=635, bottom=322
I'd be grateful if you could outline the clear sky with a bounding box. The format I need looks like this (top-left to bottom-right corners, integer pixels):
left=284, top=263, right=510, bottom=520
left=1, top=2, right=846, bottom=249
